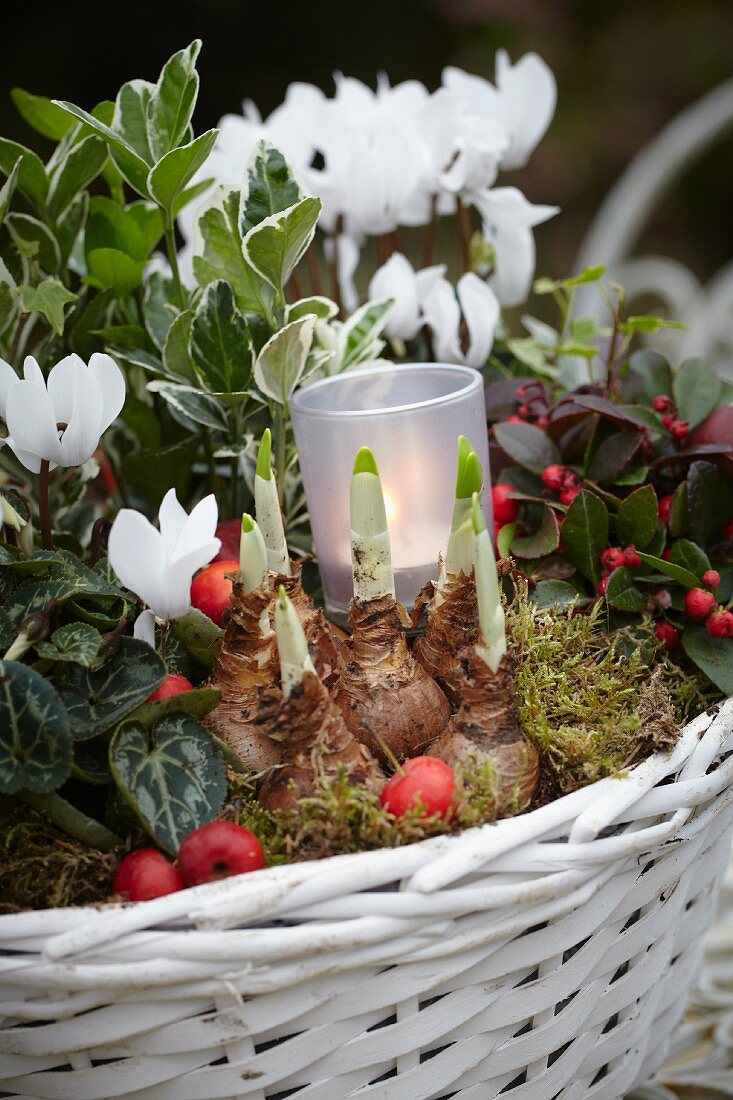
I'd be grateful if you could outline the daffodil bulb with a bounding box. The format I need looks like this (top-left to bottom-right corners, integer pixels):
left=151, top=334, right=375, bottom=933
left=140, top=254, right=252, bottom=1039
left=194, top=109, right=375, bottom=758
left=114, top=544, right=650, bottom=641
left=2, top=353, right=125, bottom=473
left=108, top=489, right=221, bottom=622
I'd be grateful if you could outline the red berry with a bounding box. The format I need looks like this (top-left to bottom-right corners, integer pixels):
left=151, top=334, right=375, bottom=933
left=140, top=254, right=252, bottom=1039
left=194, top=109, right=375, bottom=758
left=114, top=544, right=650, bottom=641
left=597, top=576, right=608, bottom=597
left=560, top=486, right=581, bottom=505
left=724, top=520, right=733, bottom=540
left=707, top=610, right=733, bottom=638
left=658, top=494, right=674, bottom=526
left=623, top=546, right=642, bottom=569
left=652, top=395, right=674, bottom=413
left=662, top=546, right=673, bottom=562
left=492, top=483, right=519, bottom=525
left=148, top=673, right=194, bottom=702
left=541, top=464, right=567, bottom=492
left=505, top=415, right=523, bottom=423
left=684, top=587, right=716, bottom=620
left=661, top=413, right=676, bottom=430
left=601, top=547, right=626, bottom=571
left=654, top=621, right=680, bottom=649
left=190, top=560, right=239, bottom=626
left=702, top=569, right=721, bottom=589
left=517, top=403, right=531, bottom=419
left=380, top=756, right=455, bottom=820
left=178, top=821, right=266, bottom=886
left=113, top=849, right=185, bottom=902
left=669, top=419, right=689, bottom=441
left=536, top=415, right=550, bottom=430
left=516, top=383, right=530, bottom=397
left=214, top=519, right=242, bottom=562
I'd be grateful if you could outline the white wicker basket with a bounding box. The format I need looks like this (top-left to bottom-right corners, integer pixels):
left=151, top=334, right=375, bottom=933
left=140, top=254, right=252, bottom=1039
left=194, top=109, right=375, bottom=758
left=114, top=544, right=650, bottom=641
left=1, top=697, right=732, bottom=1100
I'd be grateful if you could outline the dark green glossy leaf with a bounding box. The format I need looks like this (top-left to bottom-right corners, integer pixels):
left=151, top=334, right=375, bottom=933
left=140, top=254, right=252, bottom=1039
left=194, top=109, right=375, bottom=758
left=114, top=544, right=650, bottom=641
left=557, top=490, right=609, bottom=583
left=688, top=460, right=733, bottom=544
left=110, top=712, right=226, bottom=853
left=587, top=430, right=642, bottom=485
left=511, top=505, right=560, bottom=558
left=615, top=485, right=658, bottom=549
left=674, top=359, right=722, bottom=430
left=669, top=481, right=690, bottom=537
left=682, top=626, right=733, bottom=695
left=492, top=421, right=561, bottom=475
left=669, top=539, right=711, bottom=579
left=0, top=660, right=71, bottom=794
left=531, top=579, right=588, bottom=609
left=605, top=566, right=646, bottom=612
left=637, top=552, right=699, bottom=589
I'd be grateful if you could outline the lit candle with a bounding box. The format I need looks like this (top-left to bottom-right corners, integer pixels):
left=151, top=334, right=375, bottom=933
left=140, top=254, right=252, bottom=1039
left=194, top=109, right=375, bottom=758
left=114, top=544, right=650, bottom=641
left=290, top=363, right=492, bottom=622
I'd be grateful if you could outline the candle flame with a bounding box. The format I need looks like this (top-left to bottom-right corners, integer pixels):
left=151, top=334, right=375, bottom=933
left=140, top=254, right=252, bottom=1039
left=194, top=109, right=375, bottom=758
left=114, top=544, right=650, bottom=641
left=383, top=489, right=396, bottom=526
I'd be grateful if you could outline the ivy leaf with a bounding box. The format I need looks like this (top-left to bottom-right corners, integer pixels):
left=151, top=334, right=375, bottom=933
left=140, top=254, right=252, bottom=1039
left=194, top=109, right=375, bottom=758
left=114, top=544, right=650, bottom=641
left=682, top=626, right=733, bottom=695
left=254, top=314, right=316, bottom=406
left=240, top=140, right=307, bottom=233
left=493, top=421, right=561, bottom=475
left=243, top=196, right=321, bottom=293
left=669, top=539, right=711, bottom=580
left=511, top=505, right=560, bottom=558
left=190, top=280, right=253, bottom=393
left=615, top=485, right=658, bottom=549
left=673, top=359, right=722, bottom=429
left=146, top=40, right=202, bottom=162
left=20, top=279, right=76, bottom=335
left=57, top=636, right=165, bottom=741
left=147, top=129, right=218, bottom=213
left=45, top=134, right=107, bottom=221
left=531, top=579, right=588, bottom=609
left=605, top=566, right=646, bottom=612
left=0, top=660, right=72, bottom=794
left=10, top=88, right=76, bottom=141
left=0, top=138, right=48, bottom=209
left=35, top=623, right=102, bottom=666
left=560, top=490, right=609, bottom=583
left=110, top=713, right=226, bottom=853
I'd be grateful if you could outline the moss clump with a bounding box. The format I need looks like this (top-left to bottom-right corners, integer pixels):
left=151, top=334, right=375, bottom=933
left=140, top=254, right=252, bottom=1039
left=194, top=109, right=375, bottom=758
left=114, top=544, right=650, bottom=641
left=0, top=803, right=120, bottom=913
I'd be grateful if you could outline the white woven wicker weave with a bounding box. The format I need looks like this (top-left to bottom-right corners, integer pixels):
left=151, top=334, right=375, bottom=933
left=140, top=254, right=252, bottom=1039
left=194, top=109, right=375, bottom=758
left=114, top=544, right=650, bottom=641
left=1, top=697, right=732, bottom=1100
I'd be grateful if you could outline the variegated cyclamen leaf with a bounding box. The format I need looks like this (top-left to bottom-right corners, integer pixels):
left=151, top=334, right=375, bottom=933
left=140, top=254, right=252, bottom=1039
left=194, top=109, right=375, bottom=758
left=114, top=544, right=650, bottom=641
left=239, top=141, right=308, bottom=235
left=110, top=713, right=226, bottom=853
left=0, top=660, right=71, bottom=794
left=57, top=636, right=165, bottom=741
left=35, top=623, right=102, bottom=666
left=338, top=298, right=394, bottom=369
left=243, top=196, right=321, bottom=293
left=254, top=314, right=316, bottom=406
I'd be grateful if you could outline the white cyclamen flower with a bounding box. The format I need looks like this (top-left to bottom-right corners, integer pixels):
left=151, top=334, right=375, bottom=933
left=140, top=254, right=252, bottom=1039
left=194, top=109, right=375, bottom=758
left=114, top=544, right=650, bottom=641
left=421, top=272, right=500, bottom=369
left=494, top=49, right=557, bottom=170
left=471, top=187, right=559, bottom=308
left=108, top=489, right=221, bottom=623
left=368, top=253, right=446, bottom=341
left=3, top=353, right=125, bottom=474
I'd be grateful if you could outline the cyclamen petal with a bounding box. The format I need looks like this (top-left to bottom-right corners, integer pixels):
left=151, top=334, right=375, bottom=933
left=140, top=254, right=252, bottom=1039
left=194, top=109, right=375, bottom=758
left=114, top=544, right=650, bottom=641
left=420, top=277, right=462, bottom=363
left=457, top=273, right=500, bottom=369
left=88, top=353, right=126, bottom=431
left=158, top=488, right=190, bottom=556
left=0, top=358, right=19, bottom=419
left=369, top=254, right=421, bottom=341
left=108, top=510, right=168, bottom=616
left=5, top=381, right=65, bottom=471
left=172, top=494, right=219, bottom=563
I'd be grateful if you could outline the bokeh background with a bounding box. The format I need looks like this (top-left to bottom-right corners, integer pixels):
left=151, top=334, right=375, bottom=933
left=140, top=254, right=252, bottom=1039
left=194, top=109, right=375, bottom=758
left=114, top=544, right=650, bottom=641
left=2, top=0, right=733, bottom=287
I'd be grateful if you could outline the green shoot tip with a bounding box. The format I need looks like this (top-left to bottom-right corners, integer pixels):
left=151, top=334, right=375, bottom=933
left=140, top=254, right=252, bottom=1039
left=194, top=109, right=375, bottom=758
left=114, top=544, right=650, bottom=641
left=472, top=492, right=487, bottom=535
left=241, top=513, right=255, bottom=533
left=353, top=447, right=379, bottom=477
left=457, top=435, right=473, bottom=465
left=256, top=428, right=272, bottom=480
left=456, top=450, right=483, bottom=499
left=277, top=584, right=288, bottom=609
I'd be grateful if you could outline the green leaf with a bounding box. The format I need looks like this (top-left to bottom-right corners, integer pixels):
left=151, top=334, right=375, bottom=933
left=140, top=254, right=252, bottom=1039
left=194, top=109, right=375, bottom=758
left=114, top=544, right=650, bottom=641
left=143, top=270, right=180, bottom=349
left=560, top=490, right=609, bottom=583
left=57, top=636, right=165, bottom=741
left=605, top=566, right=646, bottom=612
left=122, top=437, right=198, bottom=506
left=35, top=623, right=102, bottom=666
left=510, top=505, right=560, bottom=558
left=53, top=98, right=152, bottom=196
left=190, top=279, right=252, bottom=392
left=193, top=186, right=275, bottom=317
left=587, top=431, right=642, bottom=485
left=172, top=176, right=214, bottom=217
left=636, top=552, right=699, bottom=589
left=147, top=40, right=202, bottom=162
left=131, top=686, right=220, bottom=726
left=240, top=141, right=307, bottom=234
left=20, top=279, right=76, bottom=335
left=56, top=191, right=88, bottom=264
left=682, top=626, right=733, bottom=695
left=620, top=315, right=688, bottom=335
left=0, top=262, right=19, bottom=337
left=505, top=336, right=554, bottom=377
left=0, top=139, right=47, bottom=209
left=0, top=159, right=21, bottom=227
left=673, top=359, right=723, bottom=430
left=628, top=349, right=673, bottom=400
left=11, top=88, right=76, bottom=141
left=531, top=579, right=588, bottom=609
left=493, top=421, right=562, bottom=475
left=243, top=195, right=321, bottom=293
left=6, top=212, right=60, bottom=275
left=338, top=298, right=393, bottom=369
left=163, top=308, right=196, bottom=380
left=670, top=539, right=711, bottom=580
left=147, top=380, right=230, bottom=431
left=0, top=660, right=71, bottom=794
left=287, top=295, right=338, bottom=323
left=615, top=485, right=658, bottom=549
left=560, top=265, right=607, bottom=288
left=86, top=196, right=163, bottom=261
left=688, top=460, right=733, bottom=544
left=110, top=713, right=226, bottom=853
left=85, top=248, right=146, bottom=295
left=669, top=481, right=690, bottom=538
left=46, top=134, right=107, bottom=221
left=496, top=521, right=516, bottom=558
left=112, top=79, right=155, bottom=163
left=170, top=606, right=222, bottom=669
left=148, top=129, right=218, bottom=212
left=254, top=314, right=316, bottom=406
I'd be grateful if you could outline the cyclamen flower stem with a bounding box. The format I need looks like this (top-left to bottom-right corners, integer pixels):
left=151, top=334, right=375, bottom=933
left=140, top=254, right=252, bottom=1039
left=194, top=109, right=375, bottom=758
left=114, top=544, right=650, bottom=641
left=472, top=492, right=507, bottom=673
left=350, top=447, right=395, bottom=603
left=422, top=198, right=437, bottom=267
left=38, top=460, right=53, bottom=551
left=306, top=242, right=324, bottom=297
left=20, top=791, right=120, bottom=849
left=457, top=200, right=472, bottom=275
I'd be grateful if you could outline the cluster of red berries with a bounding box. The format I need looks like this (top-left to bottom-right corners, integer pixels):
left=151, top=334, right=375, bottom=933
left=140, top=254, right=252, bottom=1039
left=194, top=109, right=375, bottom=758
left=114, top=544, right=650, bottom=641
left=595, top=545, right=642, bottom=597
left=684, top=580, right=733, bottom=637
left=509, top=381, right=551, bottom=430
left=651, top=395, right=689, bottom=442
left=113, top=820, right=266, bottom=903
left=541, top=464, right=581, bottom=505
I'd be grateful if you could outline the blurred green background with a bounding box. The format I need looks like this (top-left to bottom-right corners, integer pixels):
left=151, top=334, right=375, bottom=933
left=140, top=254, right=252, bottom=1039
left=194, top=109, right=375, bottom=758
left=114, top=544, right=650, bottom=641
left=2, top=0, right=732, bottom=283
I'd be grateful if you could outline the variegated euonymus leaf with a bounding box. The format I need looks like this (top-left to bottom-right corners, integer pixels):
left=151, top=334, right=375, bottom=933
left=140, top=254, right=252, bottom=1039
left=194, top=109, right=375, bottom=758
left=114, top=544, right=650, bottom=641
left=110, top=713, right=226, bottom=853
left=45, top=134, right=107, bottom=221
left=147, top=129, right=218, bottom=213
left=0, top=138, right=48, bottom=209
left=254, top=314, right=316, bottom=406
left=286, top=296, right=338, bottom=323
left=0, top=158, right=21, bottom=225
left=190, top=279, right=253, bottom=393
left=336, top=298, right=394, bottom=370
left=58, top=636, right=165, bottom=741
left=0, top=659, right=72, bottom=794
left=148, top=380, right=230, bottom=432
left=239, top=141, right=307, bottom=234
left=36, top=623, right=102, bottom=666
left=243, top=196, right=321, bottom=294
left=146, top=40, right=202, bottom=162
left=193, top=185, right=276, bottom=318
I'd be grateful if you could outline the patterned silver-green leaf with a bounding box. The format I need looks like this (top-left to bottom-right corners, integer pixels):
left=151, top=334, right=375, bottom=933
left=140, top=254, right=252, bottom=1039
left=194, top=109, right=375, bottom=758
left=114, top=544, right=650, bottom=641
left=131, top=686, right=220, bottom=727
left=110, top=713, right=226, bottom=853
left=0, top=660, right=71, bottom=794
left=58, top=636, right=165, bottom=741
left=36, top=622, right=102, bottom=666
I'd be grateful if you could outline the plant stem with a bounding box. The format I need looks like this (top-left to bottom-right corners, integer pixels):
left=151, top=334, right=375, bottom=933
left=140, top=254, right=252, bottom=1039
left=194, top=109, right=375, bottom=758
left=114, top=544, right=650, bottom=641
left=38, top=460, right=53, bottom=550
left=306, top=242, right=323, bottom=296
left=7, top=312, right=30, bottom=365
left=422, top=198, right=437, bottom=267
left=274, top=409, right=287, bottom=510
left=163, top=214, right=186, bottom=309
left=457, top=200, right=472, bottom=275
left=19, top=791, right=121, bottom=849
